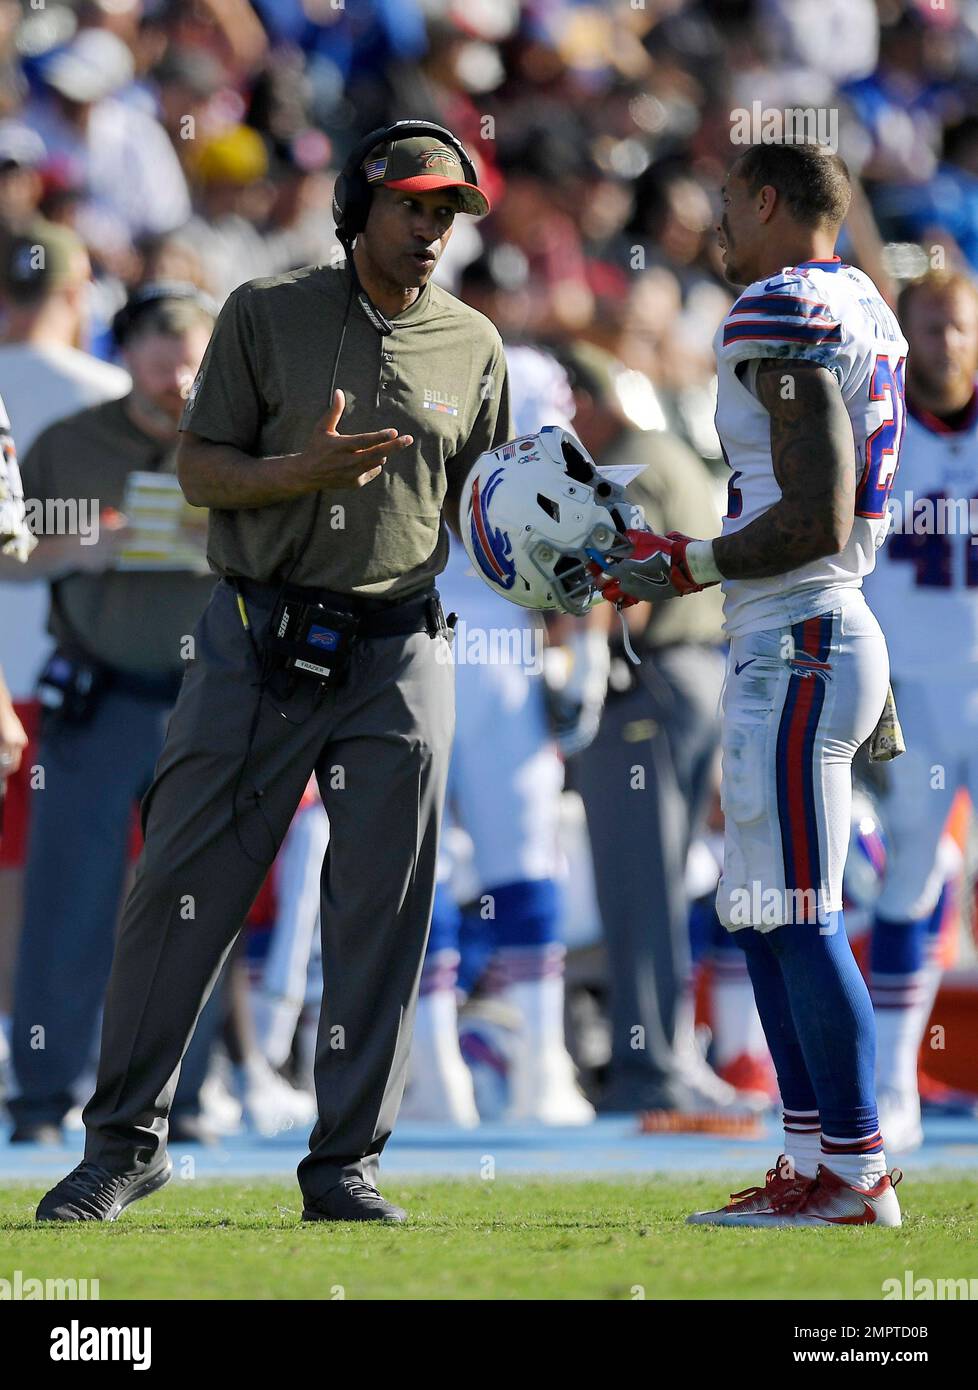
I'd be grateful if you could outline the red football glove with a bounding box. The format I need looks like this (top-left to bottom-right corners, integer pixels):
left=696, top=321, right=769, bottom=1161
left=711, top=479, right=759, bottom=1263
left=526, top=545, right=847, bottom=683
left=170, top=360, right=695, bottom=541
left=664, top=531, right=711, bottom=595
left=595, top=530, right=710, bottom=605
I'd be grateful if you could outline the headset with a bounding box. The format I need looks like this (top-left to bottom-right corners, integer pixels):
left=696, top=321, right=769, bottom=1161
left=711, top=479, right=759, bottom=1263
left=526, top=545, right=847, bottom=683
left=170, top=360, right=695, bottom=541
left=112, top=281, right=218, bottom=347
left=331, top=118, right=479, bottom=249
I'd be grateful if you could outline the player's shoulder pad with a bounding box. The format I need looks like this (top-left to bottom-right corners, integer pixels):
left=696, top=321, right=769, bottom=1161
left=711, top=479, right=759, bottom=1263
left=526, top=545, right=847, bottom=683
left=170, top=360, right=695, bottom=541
left=720, top=266, right=845, bottom=364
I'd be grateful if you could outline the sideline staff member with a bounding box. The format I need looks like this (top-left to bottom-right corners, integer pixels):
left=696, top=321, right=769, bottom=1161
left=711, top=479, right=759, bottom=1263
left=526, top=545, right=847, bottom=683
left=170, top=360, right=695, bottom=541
left=6, top=285, right=217, bottom=1144
left=38, top=121, right=512, bottom=1223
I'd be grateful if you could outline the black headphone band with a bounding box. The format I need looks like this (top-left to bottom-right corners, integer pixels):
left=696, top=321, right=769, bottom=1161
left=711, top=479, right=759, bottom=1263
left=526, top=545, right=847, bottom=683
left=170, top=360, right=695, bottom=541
left=112, top=281, right=217, bottom=346
left=332, top=119, right=478, bottom=245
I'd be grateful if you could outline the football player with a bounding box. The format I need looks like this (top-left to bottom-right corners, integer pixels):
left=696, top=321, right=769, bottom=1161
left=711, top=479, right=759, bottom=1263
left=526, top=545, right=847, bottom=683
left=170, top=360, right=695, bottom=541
left=862, top=270, right=978, bottom=1152
left=403, top=345, right=598, bottom=1126
left=601, top=142, right=907, bottom=1226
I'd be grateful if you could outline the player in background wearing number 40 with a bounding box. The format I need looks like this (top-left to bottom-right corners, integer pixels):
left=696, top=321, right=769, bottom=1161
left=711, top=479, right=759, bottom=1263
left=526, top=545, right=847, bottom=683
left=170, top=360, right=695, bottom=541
left=863, top=271, right=978, bottom=1154
left=599, top=142, right=908, bottom=1227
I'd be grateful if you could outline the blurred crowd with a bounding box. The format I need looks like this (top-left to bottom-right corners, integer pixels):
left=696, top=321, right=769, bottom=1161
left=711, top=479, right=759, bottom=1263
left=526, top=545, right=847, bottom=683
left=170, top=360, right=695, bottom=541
left=2, top=0, right=978, bottom=1139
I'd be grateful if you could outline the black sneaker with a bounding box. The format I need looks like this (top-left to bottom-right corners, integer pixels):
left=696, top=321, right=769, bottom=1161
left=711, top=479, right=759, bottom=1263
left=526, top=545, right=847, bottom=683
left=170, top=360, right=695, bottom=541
left=35, top=1155, right=172, bottom=1223
left=302, top=1179, right=407, bottom=1224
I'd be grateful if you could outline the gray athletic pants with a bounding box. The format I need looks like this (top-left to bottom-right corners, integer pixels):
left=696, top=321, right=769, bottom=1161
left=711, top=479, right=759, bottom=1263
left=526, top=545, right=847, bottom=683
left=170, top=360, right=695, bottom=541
left=574, top=642, right=724, bottom=1111
left=82, top=578, right=454, bottom=1202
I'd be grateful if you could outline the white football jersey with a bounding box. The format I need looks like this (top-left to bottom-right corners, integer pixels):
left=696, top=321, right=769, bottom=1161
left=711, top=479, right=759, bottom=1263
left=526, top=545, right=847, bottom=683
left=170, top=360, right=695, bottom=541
left=863, top=386, right=978, bottom=679
left=714, top=257, right=909, bottom=635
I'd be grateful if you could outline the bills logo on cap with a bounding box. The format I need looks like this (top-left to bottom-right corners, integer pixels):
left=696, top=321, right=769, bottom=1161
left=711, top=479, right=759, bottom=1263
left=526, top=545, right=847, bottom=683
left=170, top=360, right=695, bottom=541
left=422, top=148, right=460, bottom=174
left=468, top=467, right=516, bottom=591
left=363, top=157, right=388, bottom=183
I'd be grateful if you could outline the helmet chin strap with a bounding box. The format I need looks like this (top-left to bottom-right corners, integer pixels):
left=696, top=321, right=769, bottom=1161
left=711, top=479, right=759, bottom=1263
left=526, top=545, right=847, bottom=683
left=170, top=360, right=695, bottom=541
left=615, top=608, right=641, bottom=665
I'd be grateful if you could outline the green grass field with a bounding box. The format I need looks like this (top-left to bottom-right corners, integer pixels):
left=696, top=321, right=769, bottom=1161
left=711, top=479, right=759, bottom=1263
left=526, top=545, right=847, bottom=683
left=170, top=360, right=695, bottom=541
left=2, top=1175, right=977, bottom=1300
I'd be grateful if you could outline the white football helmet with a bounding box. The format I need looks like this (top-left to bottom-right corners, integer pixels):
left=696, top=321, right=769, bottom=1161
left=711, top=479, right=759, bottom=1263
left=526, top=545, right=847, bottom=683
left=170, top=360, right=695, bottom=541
left=461, top=426, right=635, bottom=613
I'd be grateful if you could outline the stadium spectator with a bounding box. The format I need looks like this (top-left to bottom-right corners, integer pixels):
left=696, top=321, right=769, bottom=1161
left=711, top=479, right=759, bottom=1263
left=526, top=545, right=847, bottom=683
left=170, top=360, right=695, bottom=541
left=26, top=28, right=191, bottom=253
left=181, top=124, right=279, bottom=301
left=0, top=122, right=46, bottom=235
left=0, top=220, right=131, bottom=700
left=3, top=283, right=216, bottom=1145
left=884, top=116, right=978, bottom=273
left=149, top=44, right=230, bottom=178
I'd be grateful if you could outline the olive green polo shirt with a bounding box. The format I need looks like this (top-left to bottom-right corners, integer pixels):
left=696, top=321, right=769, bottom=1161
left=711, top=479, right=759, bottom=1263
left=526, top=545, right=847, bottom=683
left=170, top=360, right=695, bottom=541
left=180, top=261, right=513, bottom=596
left=20, top=397, right=216, bottom=675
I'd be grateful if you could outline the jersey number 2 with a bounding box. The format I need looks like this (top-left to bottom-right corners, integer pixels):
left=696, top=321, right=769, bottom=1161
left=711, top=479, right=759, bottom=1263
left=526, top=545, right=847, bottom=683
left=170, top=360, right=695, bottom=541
left=856, top=355, right=906, bottom=518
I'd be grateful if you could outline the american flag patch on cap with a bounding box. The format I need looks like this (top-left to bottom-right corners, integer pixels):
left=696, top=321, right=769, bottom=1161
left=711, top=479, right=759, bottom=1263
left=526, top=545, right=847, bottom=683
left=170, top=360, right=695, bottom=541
left=363, top=157, right=388, bottom=182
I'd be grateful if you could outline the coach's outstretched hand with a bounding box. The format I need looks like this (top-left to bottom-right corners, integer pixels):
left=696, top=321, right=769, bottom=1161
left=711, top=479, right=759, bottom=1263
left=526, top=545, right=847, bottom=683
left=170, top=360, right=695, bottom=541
left=301, top=390, right=413, bottom=490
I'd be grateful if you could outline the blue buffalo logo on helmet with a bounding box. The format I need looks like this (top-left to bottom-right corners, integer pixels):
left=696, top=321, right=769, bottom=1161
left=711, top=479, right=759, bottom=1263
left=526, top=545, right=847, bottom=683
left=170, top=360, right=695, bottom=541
left=468, top=466, right=516, bottom=591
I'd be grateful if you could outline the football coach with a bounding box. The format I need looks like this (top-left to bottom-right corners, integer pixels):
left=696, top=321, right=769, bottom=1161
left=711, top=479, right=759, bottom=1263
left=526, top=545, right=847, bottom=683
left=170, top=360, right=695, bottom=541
left=38, top=120, right=512, bottom=1224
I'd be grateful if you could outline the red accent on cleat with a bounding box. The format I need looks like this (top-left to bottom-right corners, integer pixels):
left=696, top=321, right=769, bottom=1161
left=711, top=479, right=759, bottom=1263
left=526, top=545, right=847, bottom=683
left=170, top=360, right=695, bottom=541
left=725, top=1160, right=816, bottom=1216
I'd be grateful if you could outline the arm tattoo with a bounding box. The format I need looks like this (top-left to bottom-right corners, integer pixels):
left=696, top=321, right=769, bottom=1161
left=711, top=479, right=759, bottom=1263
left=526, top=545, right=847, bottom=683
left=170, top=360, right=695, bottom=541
left=713, top=359, right=856, bottom=580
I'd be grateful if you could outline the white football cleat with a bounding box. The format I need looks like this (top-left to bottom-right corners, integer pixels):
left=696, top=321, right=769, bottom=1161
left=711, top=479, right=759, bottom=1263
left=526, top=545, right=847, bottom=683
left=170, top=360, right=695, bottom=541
left=199, top=1070, right=244, bottom=1135
left=399, top=990, right=480, bottom=1128
left=495, top=983, right=592, bottom=1125
left=677, top=1024, right=770, bottom=1114
left=506, top=1043, right=595, bottom=1126
left=238, top=1054, right=317, bottom=1137
left=687, top=1155, right=814, bottom=1225
left=704, top=1164, right=903, bottom=1228
left=877, top=1088, right=924, bottom=1154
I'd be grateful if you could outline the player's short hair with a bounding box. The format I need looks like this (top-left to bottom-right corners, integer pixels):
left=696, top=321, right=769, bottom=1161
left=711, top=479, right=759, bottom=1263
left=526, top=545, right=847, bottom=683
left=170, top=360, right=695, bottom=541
left=897, top=269, right=978, bottom=325
left=732, top=143, right=851, bottom=228
left=123, top=298, right=214, bottom=345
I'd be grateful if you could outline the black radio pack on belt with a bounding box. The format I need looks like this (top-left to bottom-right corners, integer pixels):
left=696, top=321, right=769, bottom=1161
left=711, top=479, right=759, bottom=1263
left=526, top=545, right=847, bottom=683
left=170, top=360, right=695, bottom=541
left=265, top=594, right=362, bottom=688
left=239, top=580, right=454, bottom=692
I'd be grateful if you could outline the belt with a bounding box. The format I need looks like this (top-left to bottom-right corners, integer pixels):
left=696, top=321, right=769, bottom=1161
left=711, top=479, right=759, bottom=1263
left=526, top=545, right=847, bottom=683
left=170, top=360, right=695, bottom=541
left=234, top=577, right=446, bottom=639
